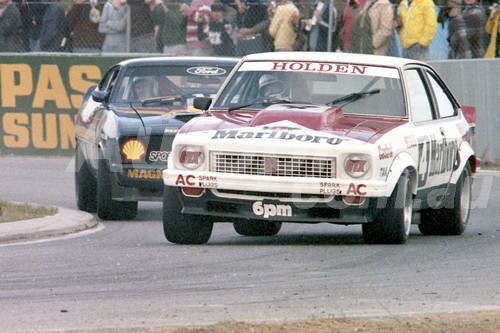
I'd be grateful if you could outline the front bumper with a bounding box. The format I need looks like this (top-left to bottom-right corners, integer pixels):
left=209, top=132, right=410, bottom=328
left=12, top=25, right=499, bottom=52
left=174, top=187, right=381, bottom=224
left=109, top=163, right=166, bottom=201
left=163, top=169, right=389, bottom=197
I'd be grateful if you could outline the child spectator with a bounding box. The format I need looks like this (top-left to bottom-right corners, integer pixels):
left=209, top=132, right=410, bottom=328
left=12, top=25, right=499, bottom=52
left=198, top=3, right=234, bottom=56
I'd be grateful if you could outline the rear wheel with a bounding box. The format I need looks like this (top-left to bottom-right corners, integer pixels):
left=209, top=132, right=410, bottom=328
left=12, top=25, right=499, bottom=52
left=96, top=152, right=138, bottom=220
left=363, top=170, right=413, bottom=244
left=75, top=142, right=97, bottom=212
left=162, top=186, right=213, bottom=244
left=233, top=219, right=282, bottom=236
left=419, top=163, right=472, bottom=235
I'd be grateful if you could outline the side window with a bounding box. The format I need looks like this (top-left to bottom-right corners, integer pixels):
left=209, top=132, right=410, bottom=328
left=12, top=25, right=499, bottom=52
left=99, top=67, right=119, bottom=92
left=404, top=69, right=434, bottom=122
left=426, top=71, right=456, bottom=118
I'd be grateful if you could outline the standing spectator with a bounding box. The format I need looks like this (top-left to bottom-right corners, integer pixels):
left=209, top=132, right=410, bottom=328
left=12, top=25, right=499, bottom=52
left=148, top=0, right=168, bottom=52
left=485, top=1, right=499, bottom=57
left=398, top=0, right=437, bottom=60
left=186, top=0, right=213, bottom=56
left=198, top=3, right=234, bottom=56
left=306, top=0, right=339, bottom=52
left=99, top=0, right=128, bottom=53
left=129, top=0, right=156, bottom=53
left=0, top=0, right=23, bottom=52
left=39, top=0, right=70, bottom=52
left=268, top=0, right=299, bottom=51
left=367, top=0, right=394, bottom=55
left=159, top=0, right=188, bottom=55
left=66, top=0, right=105, bottom=53
left=341, top=0, right=366, bottom=52
left=235, top=0, right=270, bottom=56
left=448, top=0, right=486, bottom=59
left=18, top=0, right=46, bottom=51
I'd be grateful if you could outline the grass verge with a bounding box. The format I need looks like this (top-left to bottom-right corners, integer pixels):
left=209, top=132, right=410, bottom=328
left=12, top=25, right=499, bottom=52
left=0, top=201, right=57, bottom=223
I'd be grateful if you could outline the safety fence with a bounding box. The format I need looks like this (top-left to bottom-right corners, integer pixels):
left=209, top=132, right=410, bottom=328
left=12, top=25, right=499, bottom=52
left=4, top=0, right=499, bottom=60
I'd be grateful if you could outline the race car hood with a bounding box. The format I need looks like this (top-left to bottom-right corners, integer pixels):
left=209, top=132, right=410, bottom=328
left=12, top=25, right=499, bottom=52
left=180, top=104, right=408, bottom=144
left=112, top=105, right=201, bottom=136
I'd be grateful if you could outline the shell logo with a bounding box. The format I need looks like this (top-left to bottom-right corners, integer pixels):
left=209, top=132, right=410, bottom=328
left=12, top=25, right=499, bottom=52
left=122, top=139, right=146, bottom=162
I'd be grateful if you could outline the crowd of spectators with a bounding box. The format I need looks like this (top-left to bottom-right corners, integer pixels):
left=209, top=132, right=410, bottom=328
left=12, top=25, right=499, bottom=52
left=0, top=0, right=498, bottom=59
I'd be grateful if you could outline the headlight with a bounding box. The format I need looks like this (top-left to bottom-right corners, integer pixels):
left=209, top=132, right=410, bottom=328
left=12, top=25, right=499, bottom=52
left=178, top=145, right=205, bottom=169
left=344, top=154, right=370, bottom=178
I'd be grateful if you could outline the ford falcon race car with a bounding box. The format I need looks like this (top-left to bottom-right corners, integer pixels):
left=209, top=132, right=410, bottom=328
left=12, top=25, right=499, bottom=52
left=75, top=57, right=238, bottom=220
left=161, top=52, right=479, bottom=244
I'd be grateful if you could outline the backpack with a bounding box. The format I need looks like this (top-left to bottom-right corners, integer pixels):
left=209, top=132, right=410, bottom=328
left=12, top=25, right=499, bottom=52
left=351, top=2, right=376, bottom=54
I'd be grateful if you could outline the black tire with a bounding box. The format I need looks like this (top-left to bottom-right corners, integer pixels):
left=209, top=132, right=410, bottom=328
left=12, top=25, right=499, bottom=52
left=162, top=186, right=213, bottom=244
left=418, top=163, right=472, bottom=236
left=96, top=152, right=138, bottom=220
left=233, top=219, right=282, bottom=236
left=363, top=170, right=413, bottom=244
left=75, top=142, right=97, bottom=212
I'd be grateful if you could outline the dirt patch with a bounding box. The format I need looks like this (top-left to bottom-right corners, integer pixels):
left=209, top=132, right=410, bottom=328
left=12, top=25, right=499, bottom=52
left=145, top=310, right=499, bottom=333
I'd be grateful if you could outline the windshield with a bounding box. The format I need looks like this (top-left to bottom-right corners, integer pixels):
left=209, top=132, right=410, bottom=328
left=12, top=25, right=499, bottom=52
left=213, top=61, right=406, bottom=117
left=110, top=65, right=232, bottom=107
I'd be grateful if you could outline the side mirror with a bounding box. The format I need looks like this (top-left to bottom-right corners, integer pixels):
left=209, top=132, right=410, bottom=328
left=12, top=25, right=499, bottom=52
left=193, top=97, right=212, bottom=111
left=92, top=90, right=109, bottom=103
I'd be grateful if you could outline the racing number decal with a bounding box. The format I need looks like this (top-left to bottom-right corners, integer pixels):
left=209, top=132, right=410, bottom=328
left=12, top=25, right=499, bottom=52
left=417, top=134, right=458, bottom=187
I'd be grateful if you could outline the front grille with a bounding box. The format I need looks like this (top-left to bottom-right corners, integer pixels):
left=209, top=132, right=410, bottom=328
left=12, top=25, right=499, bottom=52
left=210, top=152, right=336, bottom=178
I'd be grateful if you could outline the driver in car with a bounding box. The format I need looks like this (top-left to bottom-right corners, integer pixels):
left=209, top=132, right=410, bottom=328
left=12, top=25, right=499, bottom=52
left=259, top=74, right=286, bottom=98
left=132, top=78, right=155, bottom=100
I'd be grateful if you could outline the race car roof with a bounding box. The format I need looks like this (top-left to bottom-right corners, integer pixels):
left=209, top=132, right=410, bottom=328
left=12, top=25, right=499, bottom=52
left=118, top=56, right=239, bottom=68
left=241, top=52, right=426, bottom=69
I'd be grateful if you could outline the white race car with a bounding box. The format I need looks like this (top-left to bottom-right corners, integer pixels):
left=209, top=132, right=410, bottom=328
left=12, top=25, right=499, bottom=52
left=162, top=52, right=479, bottom=244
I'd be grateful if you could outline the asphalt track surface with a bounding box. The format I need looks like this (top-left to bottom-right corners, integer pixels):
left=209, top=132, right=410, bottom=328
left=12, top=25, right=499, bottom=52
left=0, top=156, right=498, bottom=332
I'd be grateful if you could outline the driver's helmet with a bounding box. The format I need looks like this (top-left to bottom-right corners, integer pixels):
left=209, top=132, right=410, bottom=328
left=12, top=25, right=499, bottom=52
left=258, top=74, right=285, bottom=98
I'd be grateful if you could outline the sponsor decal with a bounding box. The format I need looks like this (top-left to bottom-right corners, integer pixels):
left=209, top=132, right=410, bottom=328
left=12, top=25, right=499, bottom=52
left=179, top=150, right=202, bottom=164
left=126, top=169, right=162, bottom=179
left=211, top=129, right=342, bottom=145
left=149, top=151, right=169, bottom=162
left=252, top=201, right=292, bottom=219
left=346, top=183, right=367, bottom=196
left=238, top=62, right=400, bottom=79
left=344, top=159, right=367, bottom=173
left=319, top=181, right=342, bottom=195
left=417, top=135, right=458, bottom=187
left=378, top=144, right=393, bottom=160
left=122, top=139, right=146, bottom=162
left=379, top=167, right=388, bottom=177
left=174, top=174, right=218, bottom=188
left=186, top=67, right=226, bottom=76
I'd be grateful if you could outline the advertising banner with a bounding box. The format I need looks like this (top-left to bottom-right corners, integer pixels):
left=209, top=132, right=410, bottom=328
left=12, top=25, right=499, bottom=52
left=0, top=55, right=135, bottom=156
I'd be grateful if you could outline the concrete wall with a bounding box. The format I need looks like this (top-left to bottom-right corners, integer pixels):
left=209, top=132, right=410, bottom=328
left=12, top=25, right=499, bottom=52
left=429, top=59, right=500, bottom=162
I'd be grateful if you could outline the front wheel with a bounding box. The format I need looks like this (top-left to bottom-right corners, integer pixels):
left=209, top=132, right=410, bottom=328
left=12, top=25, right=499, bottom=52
left=419, top=163, right=472, bottom=235
left=233, top=219, right=282, bottom=236
left=75, top=142, right=97, bottom=212
left=362, top=170, right=413, bottom=244
left=96, top=152, right=138, bottom=220
left=162, top=186, right=213, bottom=244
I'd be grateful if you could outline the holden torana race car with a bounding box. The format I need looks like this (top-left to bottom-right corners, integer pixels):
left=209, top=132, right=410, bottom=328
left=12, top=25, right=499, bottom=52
left=161, top=52, right=479, bottom=244
left=75, top=56, right=238, bottom=220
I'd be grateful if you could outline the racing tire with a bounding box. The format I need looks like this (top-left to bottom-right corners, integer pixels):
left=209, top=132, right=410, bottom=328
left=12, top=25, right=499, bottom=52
left=96, top=152, right=138, bottom=220
left=233, top=219, right=282, bottom=236
left=418, top=162, right=472, bottom=236
left=362, top=170, right=413, bottom=244
left=162, top=186, right=213, bottom=244
left=75, top=142, right=97, bottom=212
